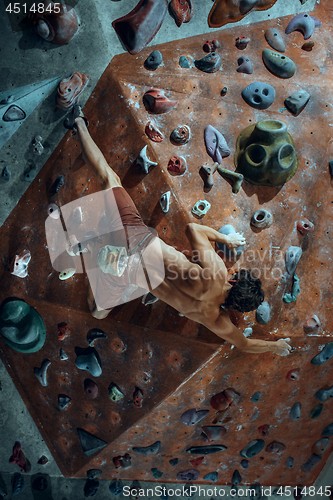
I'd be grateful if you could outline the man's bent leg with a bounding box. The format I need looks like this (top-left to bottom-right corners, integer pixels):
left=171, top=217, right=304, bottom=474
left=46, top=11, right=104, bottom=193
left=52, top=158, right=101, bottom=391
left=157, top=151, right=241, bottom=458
left=75, top=117, right=121, bottom=189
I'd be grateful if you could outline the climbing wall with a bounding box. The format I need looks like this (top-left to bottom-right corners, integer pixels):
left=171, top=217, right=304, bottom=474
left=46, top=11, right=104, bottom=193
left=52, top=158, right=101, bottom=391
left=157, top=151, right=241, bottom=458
left=0, top=0, right=333, bottom=486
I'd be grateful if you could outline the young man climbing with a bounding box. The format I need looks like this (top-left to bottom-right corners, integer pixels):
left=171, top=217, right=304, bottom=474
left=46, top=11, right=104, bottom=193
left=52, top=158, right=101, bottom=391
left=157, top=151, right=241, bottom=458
left=65, top=106, right=292, bottom=357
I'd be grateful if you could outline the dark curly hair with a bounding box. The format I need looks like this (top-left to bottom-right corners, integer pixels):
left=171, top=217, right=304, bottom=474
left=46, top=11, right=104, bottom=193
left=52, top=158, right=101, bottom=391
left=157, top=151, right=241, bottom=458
left=223, top=269, right=264, bottom=312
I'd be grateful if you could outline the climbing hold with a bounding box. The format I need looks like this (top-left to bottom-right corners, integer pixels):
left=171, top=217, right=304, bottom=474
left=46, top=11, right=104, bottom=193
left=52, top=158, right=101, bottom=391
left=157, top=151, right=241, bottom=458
left=179, top=56, right=191, bottom=68
left=302, top=41, right=314, bottom=51
left=57, top=322, right=70, bottom=341
left=87, top=469, right=102, bottom=480
left=108, top=382, right=124, bottom=402
left=170, top=124, right=191, bottom=145
left=181, top=408, right=209, bottom=425
left=285, top=13, right=321, bottom=40
left=84, top=379, right=98, bottom=399
left=75, top=346, right=102, bottom=377
left=194, top=52, right=222, bottom=73
left=37, top=455, right=48, bottom=465
left=310, top=403, right=323, bottom=419
left=31, top=475, right=48, bottom=492
left=3, top=105, right=26, bottom=122
left=315, top=385, right=333, bottom=402
left=47, top=202, right=60, bottom=219
left=235, top=36, right=250, bottom=50
left=286, top=456, right=294, bottom=468
left=49, top=175, right=65, bottom=196
left=311, top=342, right=333, bottom=365
left=169, top=458, right=179, bottom=466
left=216, top=166, right=244, bottom=194
left=0, top=165, right=11, bottom=182
left=11, top=472, right=24, bottom=497
left=169, top=0, right=193, bottom=26
left=266, top=441, right=286, bottom=453
left=221, top=86, right=228, bottom=96
left=201, top=426, right=227, bottom=441
left=211, top=387, right=240, bottom=410
left=241, top=81, right=276, bottom=110
left=57, top=72, right=89, bottom=109
left=204, top=125, right=230, bottom=163
left=187, top=444, right=227, bottom=455
left=133, top=386, right=144, bottom=407
left=285, top=246, right=302, bottom=276
left=322, top=423, right=333, bottom=436
left=303, top=314, right=321, bottom=335
left=151, top=467, right=163, bottom=478
left=87, top=328, right=107, bottom=347
left=9, top=441, right=31, bottom=473
left=11, top=250, right=31, bottom=278
left=262, top=49, right=296, bottom=78
left=217, top=225, right=245, bottom=259
left=312, top=438, right=329, bottom=456
left=109, top=479, right=123, bottom=496
left=34, top=359, right=51, bottom=387
left=143, top=89, right=177, bottom=114
left=251, top=209, right=273, bottom=229
left=232, top=469, right=242, bottom=485
left=240, top=439, right=265, bottom=458
left=297, top=218, right=314, bottom=236
left=241, top=459, right=249, bottom=469
left=77, top=428, right=107, bottom=457
left=110, top=336, right=127, bottom=353
left=31, top=3, right=79, bottom=44
left=256, top=301, right=271, bottom=324
left=286, top=368, right=300, bottom=381
left=265, top=27, right=285, bottom=52
left=176, top=469, right=199, bottom=481
left=145, top=121, right=164, bottom=142
left=84, top=478, right=99, bottom=497
left=135, top=145, right=158, bottom=174
left=203, top=39, right=220, bottom=53
left=285, top=90, right=310, bottom=116
left=237, top=56, right=254, bottom=74
left=167, top=155, right=186, bottom=176
left=132, top=441, right=161, bottom=455
left=142, top=292, right=159, bottom=306
left=204, top=471, right=218, bottom=482
left=283, top=273, right=301, bottom=303
left=160, top=191, right=171, bottom=213
left=200, top=164, right=217, bottom=191
left=144, top=50, right=163, bottom=70
left=192, top=200, right=211, bottom=218
left=32, top=135, right=44, bottom=155
left=258, top=424, right=270, bottom=436
left=113, top=454, right=132, bottom=469
left=301, top=454, right=321, bottom=472
left=243, top=327, right=253, bottom=338
left=290, top=402, right=302, bottom=420
left=57, top=394, right=72, bottom=411
left=250, top=391, right=262, bottom=402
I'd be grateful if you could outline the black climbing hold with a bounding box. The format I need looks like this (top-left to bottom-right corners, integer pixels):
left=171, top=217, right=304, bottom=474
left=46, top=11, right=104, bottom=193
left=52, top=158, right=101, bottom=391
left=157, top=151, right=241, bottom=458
left=132, top=440, right=161, bottom=455
left=31, top=474, right=48, bottom=491
left=232, top=469, right=242, bottom=485
left=58, top=394, right=72, bottom=411
left=315, top=385, right=333, bottom=402
left=240, top=439, right=265, bottom=458
left=241, top=459, right=249, bottom=469
left=249, top=483, right=262, bottom=499
left=250, top=391, right=262, bottom=402
left=11, top=472, right=24, bottom=496
left=176, top=469, right=199, bottom=481
left=290, top=402, right=302, bottom=420
left=181, top=408, right=209, bottom=425
left=144, top=50, right=163, bottom=70
left=311, top=342, right=333, bottom=365
left=286, top=456, right=294, bottom=468
left=75, top=346, right=102, bottom=377
left=49, top=175, right=65, bottom=196
left=84, top=478, right=99, bottom=497
left=109, top=479, right=123, bottom=495
left=86, top=328, right=107, bottom=347
left=322, top=423, right=333, bottom=436
left=34, top=359, right=51, bottom=387
left=1, top=165, right=10, bottom=182
left=151, top=467, right=163, bottom=478
left=284, top=89, right=310, bottom=116
left=84, top=378, right=99, bottom=399
left=179, top=56, right=191, bottom=68
left=221, top=86, right=228, bottom=96
left=204, top=471, right=218, bottom=482
left=3, top=105, right=26, bottom=122
left=242, top=81, right=276, bottom=110
left=194, top=52, right=222, bottom=73
left=186, top=444, right=227, bottom=454
left=77, top=428, right=108, bottom=456
left=329, top=160, right=333, bottom=178
left=310, top=403, right=323, bottom=419
left=301, top=454, right=321, bottom=472
left=87, top=469, right=102, bottom=479
left=112, top=453, right=131, bottom=469
left=169, top=458, right=179, bottom=466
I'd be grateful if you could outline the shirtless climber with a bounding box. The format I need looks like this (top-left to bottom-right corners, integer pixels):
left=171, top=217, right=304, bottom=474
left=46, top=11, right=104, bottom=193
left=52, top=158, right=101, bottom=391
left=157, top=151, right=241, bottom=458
left=65, top=106, right=292, bottom=357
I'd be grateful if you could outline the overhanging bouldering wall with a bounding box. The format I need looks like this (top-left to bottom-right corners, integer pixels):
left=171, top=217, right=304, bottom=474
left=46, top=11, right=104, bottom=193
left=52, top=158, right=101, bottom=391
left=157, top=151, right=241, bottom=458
left=0, top=0, right=333, bottom=486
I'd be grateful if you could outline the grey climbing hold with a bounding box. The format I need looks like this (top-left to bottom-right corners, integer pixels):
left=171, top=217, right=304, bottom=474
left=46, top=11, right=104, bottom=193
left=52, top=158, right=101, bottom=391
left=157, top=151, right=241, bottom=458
left=285, top=13, right=321, bottom=40
left=285, top=246, right=302, bottom=275
left=216, top=166, right=244, bottom=194
left=77, top=428, right=108, bottom=456
left=160, top=191, right=171, bottom=213
left=311, top=342, right=333, bottom=365
left=312, top=438, right=329, bottom=455
left=243, top=327, right=253, bottom=338
left=58, top=394, right=71, bottom=410
left=284, top=89, right=310, bottom=116
left=315, top=385, right=333, bottom=402
left=251, top=391, right=262, bottom=402
left=256, top=301, right=271, bottom=324
left=204, top=471, right=218, bottom=482
left=290, top=402, right=302, bottom=420
left=242, top=81, right=276, bottom=110
left=109, top=479, right=123, bottom=495
left=192, top=200, right=211, bottom=218
left=201, top=425, right=227, bottom=441
left=251, top=209, right=273, bottom=229
left=136, top=145, right=158, bottom=174
left=144, top=50, right=163, bottom=70
left=3, top=105, right=26, bottom=122
left=132, top=441, right=161, bottom=455
left=266, top=441, right=286, bottom=453
left=179, top=56, right=191, bottom=68
left=204, top=125, right=230, bottom=163
left=237, top=56, right=254, bottom=74
left=75, top=347, right=102, bottom=377
left=265, top=27, right=285, bottom=52
left=262, top=49, right=296, bottom=79
left=186, top=444, right=227, bottom=454
left=34, top=359, right=51, bottom=387
left=240, top=439, right=265, bottom=458
left=217, top=224, right=245, bottom=259
left=194, top=52, right=221, bottom=73
left=59, top=348, right=69, bottom=361
left=301, top=453, right=321, bottom=472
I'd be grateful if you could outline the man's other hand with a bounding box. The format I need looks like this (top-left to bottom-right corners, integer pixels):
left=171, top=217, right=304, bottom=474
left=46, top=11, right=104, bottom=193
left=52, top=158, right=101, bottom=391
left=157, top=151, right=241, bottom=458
left=226, top=232, right=246, bottom=248
left=274, top=338, right=292, bottom=356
